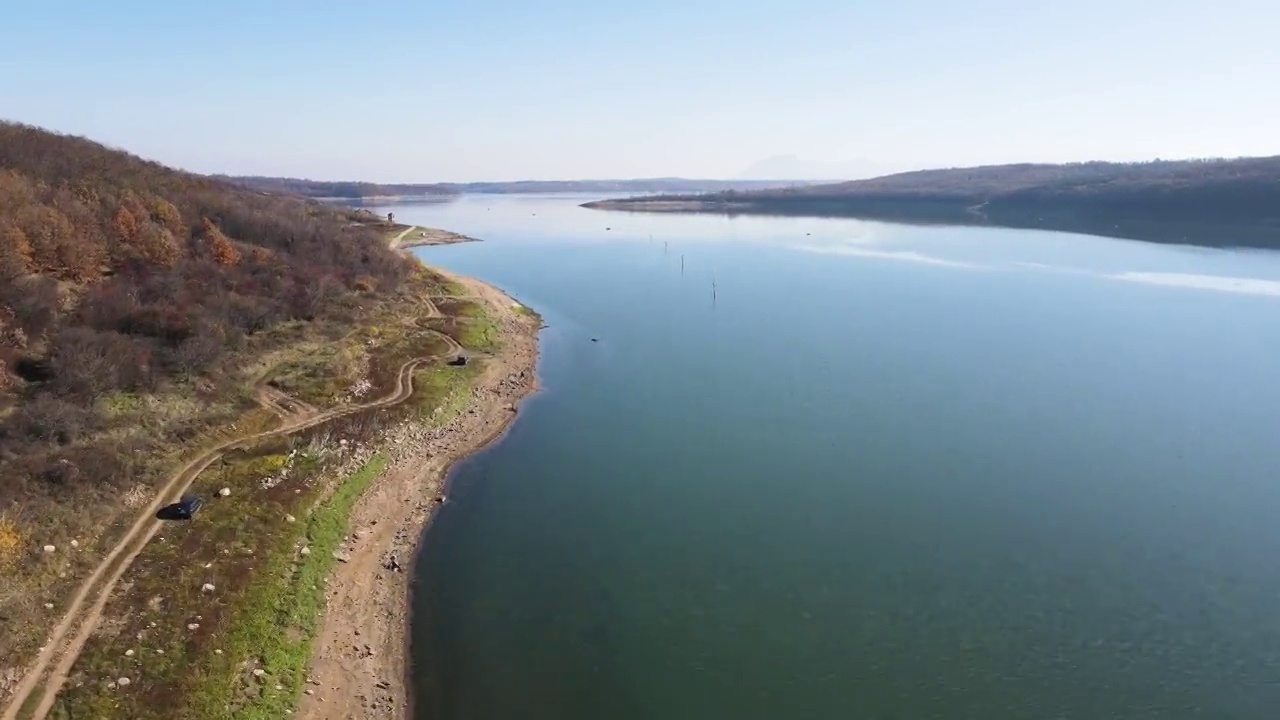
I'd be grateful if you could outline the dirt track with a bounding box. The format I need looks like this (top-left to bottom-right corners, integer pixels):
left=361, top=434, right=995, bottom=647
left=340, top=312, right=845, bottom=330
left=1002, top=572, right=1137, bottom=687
left=1, top=296, right=471, bottom=720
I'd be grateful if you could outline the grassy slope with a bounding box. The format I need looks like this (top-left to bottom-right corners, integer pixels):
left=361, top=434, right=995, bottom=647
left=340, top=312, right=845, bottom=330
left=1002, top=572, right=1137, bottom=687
left=44, top=262, right=501, bottom=719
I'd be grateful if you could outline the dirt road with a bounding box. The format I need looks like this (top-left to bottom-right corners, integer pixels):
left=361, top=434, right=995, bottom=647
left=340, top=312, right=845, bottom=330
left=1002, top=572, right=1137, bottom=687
left=2, top=300, right=470, bottom=720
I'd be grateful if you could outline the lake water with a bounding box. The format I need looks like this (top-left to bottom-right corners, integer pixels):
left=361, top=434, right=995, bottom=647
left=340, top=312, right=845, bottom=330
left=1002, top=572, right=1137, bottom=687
left=387, top=195, right=1280, bottom=719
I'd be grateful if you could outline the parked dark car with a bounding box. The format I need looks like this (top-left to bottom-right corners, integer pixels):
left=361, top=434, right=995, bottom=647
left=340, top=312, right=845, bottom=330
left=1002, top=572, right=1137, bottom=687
left=177, top=494, right=203, bottom=518
left=157, top=494, right=203, bottom=521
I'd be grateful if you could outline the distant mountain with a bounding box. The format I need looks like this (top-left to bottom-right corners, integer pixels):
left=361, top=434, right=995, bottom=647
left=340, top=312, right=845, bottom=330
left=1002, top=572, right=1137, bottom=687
left=223, top=176, right=808, bottom=199
left=738, top=155, right=884, bottom=181
left=585, top=157, right=1280, bottom=248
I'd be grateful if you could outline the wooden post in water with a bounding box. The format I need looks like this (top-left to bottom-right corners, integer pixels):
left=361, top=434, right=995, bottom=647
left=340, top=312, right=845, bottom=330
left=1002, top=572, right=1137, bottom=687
left=681, top=255, right=685, bottom=275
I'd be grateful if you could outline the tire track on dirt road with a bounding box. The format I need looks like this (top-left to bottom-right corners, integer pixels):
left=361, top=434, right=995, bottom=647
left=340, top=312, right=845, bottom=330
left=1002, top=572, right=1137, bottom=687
left=4, top=334, right=457, bottom=720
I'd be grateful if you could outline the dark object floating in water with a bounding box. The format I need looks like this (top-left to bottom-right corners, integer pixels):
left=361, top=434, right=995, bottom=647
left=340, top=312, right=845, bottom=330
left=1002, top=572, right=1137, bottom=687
left=590, top=338, right=599, bottom=342
left=605, top=227, right=611, bottom=231
left=157, top=494, right=203, bottom=521
left=448, top=355, right=468, bottom=366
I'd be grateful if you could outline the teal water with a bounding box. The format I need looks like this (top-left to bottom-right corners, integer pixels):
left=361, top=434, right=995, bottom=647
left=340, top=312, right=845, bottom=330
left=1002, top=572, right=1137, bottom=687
left=389, top=196, right=1280, bottom=719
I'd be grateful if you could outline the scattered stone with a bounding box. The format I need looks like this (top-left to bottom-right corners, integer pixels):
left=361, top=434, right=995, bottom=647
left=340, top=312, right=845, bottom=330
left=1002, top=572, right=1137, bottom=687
left=44, top=603, right=54, bottom=610
left=305, top=689, right=314, bottom=696
left=276, top=684, right=283, bottom=691
left=187, top=623, right=200, bottom=631
left=201, top=583, right=216, bottom=593
left=204, top=562, right=213, bottom=569
left=218, top=487, right=231, bottom=497
left=117, top=677, right=131, bottom=687
left=333, top=551, right=351, bottom=563
left=107, top=681, right=116, bottom=690
left=156, top=649, right=164, bottom=655
left=125, top=649, right=135, bottom=657
left=70, top=539, right=79, bottom=549
left=214, top=649, right=223, bottom=655
left=253, top=669, right=266, bottom=678
left=42, top=545, right=56, bottom=554
left=285, top=514, right=296, bottom=523
left=300, top=547, right=311, bottom=556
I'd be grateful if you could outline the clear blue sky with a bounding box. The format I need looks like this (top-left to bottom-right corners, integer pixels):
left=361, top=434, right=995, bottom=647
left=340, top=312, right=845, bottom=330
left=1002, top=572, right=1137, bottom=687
left=3, top=0, right=1277, bottom=181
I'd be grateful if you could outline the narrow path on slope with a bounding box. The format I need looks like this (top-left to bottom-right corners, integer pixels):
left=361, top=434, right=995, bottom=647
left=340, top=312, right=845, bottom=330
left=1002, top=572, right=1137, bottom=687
left=4, top=315, right=461, bottom=720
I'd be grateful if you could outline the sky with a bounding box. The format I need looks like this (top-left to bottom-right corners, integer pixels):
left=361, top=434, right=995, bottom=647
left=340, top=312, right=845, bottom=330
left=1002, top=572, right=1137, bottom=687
left=2, top=0, right=1278, bottom=182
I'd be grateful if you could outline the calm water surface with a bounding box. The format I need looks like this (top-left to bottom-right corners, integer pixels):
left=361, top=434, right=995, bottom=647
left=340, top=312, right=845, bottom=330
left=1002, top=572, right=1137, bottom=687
left=384, top=195, right=1280, bottom=719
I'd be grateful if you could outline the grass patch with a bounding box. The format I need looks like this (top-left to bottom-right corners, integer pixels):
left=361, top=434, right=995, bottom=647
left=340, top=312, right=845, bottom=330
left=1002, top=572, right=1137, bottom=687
left=266, top=344, right=360, bottom=407
left=441, top=280, right=469, bottom=297
left=513, top=302, right=541, bottom=322
left=97, top=391, right=143, bottom=419
left=53, top=451, right=390, bottom=720
left=200, top=453, right=389, bottom=720
left=0, top=513, right=24, bottom=571
left=432, top=299, right=484, bottom=318
left=409, top=363, right=484, bottom=424
left=457, top=313, right=500, bottom=353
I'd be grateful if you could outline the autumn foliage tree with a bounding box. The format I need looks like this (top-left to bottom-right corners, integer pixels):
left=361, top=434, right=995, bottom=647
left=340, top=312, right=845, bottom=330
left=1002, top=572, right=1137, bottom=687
left=0, top=220, right=33, bottom=278
left=111, top=205, right=139, bottom=242
left=199, top=217, right=241, bottom=266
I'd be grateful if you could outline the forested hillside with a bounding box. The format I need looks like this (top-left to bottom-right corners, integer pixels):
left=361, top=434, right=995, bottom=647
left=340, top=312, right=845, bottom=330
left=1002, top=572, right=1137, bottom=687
left=587, top=157, right=1280, bottom=246
left=0, top=120, right=412, bottom=502
left=213, top=175, right=459, bottom=199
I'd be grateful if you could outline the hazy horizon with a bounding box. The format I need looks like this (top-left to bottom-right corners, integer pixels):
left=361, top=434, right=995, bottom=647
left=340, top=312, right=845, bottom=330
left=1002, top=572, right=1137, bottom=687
left=4, top=0, right=1278, bottom=183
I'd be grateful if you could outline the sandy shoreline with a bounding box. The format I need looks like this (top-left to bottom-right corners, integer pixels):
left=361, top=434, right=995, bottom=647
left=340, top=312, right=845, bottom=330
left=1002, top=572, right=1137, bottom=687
left=293, top=267, right=539, bottom=720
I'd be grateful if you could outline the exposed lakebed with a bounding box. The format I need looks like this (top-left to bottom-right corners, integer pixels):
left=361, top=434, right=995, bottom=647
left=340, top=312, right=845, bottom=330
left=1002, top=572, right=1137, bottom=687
left=384, top=195, right=1280, bottom=719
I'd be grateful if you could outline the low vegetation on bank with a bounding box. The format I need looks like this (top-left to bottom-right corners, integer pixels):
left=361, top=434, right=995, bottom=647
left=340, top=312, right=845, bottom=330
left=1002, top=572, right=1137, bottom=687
left=0, top=122, right=515, bottom=718
left=38, top=267, right=506, bottom=720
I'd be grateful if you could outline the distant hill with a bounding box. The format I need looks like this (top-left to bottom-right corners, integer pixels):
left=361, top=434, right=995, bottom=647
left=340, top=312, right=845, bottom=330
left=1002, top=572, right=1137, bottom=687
left=586, top=157, right=1280, bottom=247
left=223, top=175, right=807, bottom=199
left=738, top=154, right=885, bottom=181
left=215, top=175, right=460, bottom=199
